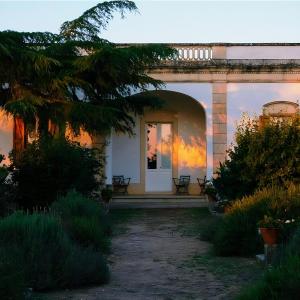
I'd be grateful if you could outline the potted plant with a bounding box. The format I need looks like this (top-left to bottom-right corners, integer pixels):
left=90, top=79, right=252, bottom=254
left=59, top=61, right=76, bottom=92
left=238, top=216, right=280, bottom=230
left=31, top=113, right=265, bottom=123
left=258, top=215, right=281, bottom=245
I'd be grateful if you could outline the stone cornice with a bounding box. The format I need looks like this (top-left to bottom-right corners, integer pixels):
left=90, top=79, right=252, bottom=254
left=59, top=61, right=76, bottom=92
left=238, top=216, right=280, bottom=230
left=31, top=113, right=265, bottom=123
left=148, top=59, right=300, bottom=74
left=117, top=43, right=300, bottom=47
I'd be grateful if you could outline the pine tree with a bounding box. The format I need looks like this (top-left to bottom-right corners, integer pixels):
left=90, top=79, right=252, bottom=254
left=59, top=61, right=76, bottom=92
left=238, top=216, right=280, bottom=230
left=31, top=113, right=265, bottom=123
left=0, top=1, right=175, bottom=138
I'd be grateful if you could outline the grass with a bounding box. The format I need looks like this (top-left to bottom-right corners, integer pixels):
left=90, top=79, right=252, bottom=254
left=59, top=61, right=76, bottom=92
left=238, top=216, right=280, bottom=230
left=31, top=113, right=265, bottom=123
left=109, top=209, right=144, bottom=235
left=183, top=253, right=261, bottom=283
left=175, top=207, right=219, bottom=239
left=177, top=207, right=263, bottom=291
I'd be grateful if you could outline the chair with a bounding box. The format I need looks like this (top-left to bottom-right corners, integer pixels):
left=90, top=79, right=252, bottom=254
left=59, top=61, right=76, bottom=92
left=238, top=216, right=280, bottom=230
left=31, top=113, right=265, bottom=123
left=173, top=175, right=190, bottom=194
left=197, top=176, right=207, bottom=195
left=112, top=175, right=131, bottom=194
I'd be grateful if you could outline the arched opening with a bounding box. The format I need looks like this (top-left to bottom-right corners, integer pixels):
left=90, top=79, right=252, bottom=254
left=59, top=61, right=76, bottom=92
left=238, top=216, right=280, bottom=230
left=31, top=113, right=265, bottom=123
left=112, top=90, right=207, bottom=195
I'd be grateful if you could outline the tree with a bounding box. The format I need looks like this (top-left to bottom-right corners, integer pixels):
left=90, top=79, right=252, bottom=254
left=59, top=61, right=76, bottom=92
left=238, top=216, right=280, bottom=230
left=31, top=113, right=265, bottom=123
left=214, top=114, right=300, bottom=201
left=0, top=1, right=175, bottom=139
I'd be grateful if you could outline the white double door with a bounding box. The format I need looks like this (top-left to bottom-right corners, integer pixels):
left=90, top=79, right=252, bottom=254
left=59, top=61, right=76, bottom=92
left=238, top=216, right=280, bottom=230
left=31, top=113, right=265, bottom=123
left=145, top=123, right=172, bottom=192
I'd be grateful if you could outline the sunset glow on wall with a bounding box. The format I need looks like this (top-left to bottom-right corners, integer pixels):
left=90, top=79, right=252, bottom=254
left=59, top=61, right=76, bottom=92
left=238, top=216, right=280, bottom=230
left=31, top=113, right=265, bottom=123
left=65, top=126, right=93, bottom=148
left=175, top=136, right=206, bottom=169
left=0, top=109, right=13, bottom=165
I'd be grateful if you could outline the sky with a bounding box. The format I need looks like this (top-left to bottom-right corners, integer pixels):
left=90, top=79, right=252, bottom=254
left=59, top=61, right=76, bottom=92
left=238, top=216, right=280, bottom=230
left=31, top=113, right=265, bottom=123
left=1, top=1, right=300, bottom=43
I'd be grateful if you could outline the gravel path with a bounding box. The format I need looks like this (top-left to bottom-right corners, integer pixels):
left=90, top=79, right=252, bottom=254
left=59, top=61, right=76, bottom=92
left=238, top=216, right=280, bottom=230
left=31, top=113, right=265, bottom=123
left=48, top=209, right=259, bottom=300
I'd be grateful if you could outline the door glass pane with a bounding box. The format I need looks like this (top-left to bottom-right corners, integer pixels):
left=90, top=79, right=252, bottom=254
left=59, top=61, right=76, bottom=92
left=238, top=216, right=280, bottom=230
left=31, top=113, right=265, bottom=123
left=160, top=124, right=172, bottom=169
left=147, top=124, right=157, bottom=169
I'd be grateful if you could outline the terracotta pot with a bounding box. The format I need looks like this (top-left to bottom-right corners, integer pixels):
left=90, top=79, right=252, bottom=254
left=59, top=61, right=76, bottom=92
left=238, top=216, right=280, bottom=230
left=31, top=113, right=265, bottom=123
left=259, top=227, right=279, bottom=245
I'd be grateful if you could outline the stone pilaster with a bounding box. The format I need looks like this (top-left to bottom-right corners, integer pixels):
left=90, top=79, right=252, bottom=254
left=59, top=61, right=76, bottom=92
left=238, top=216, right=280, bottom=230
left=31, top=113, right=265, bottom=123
left=211, top=46, right=227, bottom=59
left=212, top=82, right=227, bottom=175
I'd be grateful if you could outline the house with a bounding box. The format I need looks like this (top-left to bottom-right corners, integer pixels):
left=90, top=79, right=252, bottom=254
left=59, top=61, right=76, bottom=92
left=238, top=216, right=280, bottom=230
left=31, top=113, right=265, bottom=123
left=1, top=43, right=300, bottom=194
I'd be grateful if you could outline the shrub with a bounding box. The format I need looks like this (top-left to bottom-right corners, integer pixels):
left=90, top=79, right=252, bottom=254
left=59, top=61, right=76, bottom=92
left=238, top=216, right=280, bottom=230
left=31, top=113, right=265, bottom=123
left=0, top=154, right=15, bottom=216
left=200, top=217, right=222, bottom=242
left=61, top=244, right=109, bottom=287
left=51, top=190, right=111, bottom=253
left=213, top=184, right=300, bottom=256
left=214, top=115, right=300, bottom=201
left=237, top=227, right=300, bottom=300
left=11, top=138, right=103, bottom=208
left=237, top=255, right=300, bottom=300
left=0, top=247, right=26, bottom=300
left=0, top=212, right=109, bottom=292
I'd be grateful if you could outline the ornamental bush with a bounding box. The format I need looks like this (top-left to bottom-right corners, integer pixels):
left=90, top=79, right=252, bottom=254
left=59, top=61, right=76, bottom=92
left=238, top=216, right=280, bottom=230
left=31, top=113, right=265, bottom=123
left=213, top=184, right=300, bottom=256
left=214, top=115, right=300, bottom=201
left=0, top=154, right=15, bottom=216
left=0, top=211, right=109, bottom=295
left=51, top=190, right=111, bottom=253
left=237, top=226, right=300, bottom=300
left=0, top=246, right=26, bottom=300
left=11, top=138, right=103, bottom=209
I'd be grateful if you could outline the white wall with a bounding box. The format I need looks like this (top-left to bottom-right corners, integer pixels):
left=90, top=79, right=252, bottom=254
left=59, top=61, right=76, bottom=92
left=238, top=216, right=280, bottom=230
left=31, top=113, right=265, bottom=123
left=227, top=46, right=300, bottom=59
left=163, top=83, right=213, bottom=178
left=177, top=105, right=206, bottom=183
left=112, top=116, right=141, bottom=183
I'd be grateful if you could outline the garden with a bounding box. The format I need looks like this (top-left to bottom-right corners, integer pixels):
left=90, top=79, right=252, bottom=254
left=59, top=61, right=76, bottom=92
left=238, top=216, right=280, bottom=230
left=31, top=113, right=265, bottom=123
left=204, top=114, right=300, bottom=299
left=1, top=0, right=300, bottom=299
left=0, top=1, right=175, bottom=299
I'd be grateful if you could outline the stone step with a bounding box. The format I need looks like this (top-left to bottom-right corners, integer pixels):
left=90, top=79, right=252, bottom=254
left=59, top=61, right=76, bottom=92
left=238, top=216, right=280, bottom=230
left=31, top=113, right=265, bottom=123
left=110, top=195, right=208, bottom=209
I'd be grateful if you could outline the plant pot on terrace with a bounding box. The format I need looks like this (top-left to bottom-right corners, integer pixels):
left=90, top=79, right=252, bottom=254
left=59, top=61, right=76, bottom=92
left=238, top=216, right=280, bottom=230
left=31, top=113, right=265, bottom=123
left=259, top=228, right=279, bottom=245
left=258, top=215, right=281, bottom=246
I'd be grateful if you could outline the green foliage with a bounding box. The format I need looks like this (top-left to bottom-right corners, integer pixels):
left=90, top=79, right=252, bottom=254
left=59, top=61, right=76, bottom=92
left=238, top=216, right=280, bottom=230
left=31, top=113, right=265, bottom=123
left=101, top=187, right=113, bottom=203
left=0, top=154, right=7, bottom=179
left=0, top=247, right=26, bottom=300
left=11, top=138, right=102, bottom=208
left=51, top=190, right=111, bottom=252
left=285, top=224, right=300, bottom=256
left=0, top=154, right=9, bottom=214
left=213, top=184, right=300, bottom=256
left=237, top=227, right=300, bottom=300
left=214, top=115, right=300, bottom=201
left=257, top=215, right=282, bottom=229
left=200, top=217, right=222, bottom=242
left=0, top=154, right=15, bottom=216
left=0, top=1, right=176, bottom=137
left=0, top=211, right=109, bottom=293
left=237, top=255, right=300, bottom=300
left=60, top=0, right=137, bottom=41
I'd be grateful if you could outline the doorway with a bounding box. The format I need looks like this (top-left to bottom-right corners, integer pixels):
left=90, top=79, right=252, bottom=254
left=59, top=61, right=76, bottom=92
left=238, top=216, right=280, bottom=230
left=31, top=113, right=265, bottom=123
left=145, top=123, right=172, bottom=192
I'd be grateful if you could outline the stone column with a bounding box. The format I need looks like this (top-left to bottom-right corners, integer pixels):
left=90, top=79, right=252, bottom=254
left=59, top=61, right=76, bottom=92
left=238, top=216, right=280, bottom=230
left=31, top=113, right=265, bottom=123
left=212, top=82, right=227, bottom=175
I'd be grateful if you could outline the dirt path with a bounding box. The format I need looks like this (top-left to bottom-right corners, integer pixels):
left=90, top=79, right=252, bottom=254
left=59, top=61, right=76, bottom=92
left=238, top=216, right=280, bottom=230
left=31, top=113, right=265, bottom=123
left=48, top=209, right=260, bottom=300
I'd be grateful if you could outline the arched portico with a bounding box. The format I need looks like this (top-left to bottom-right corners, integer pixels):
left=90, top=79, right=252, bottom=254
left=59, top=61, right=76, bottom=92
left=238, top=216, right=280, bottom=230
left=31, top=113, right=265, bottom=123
left=111, top=90, right=206, bottom=195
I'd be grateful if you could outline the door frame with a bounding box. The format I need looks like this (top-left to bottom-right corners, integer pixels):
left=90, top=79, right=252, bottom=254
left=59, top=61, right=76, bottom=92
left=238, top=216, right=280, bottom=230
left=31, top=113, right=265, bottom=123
left=145, top=122, right=173, bottom=192
left=140, top=110, right=178, bottom=194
